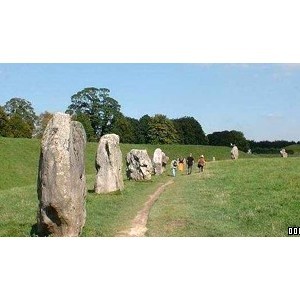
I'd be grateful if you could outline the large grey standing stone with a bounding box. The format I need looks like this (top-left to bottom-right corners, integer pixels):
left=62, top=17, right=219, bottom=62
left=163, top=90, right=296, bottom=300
left=153, top=148, right=163, bottom=175
left=94, top=134, right=124, bottom=194
left=126, top=149, right=153, bottom=181
left=37, top=113, right=87, bottom=237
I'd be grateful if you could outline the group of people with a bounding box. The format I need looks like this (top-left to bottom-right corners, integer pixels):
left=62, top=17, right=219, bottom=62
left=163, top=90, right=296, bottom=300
left=169, top=144, right=241, bottom=177
left=170, top=153, right=206, bottom=177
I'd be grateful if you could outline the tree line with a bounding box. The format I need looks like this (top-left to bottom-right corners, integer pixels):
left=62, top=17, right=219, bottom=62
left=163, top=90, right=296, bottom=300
left=1, top=87, right=299, bottom=152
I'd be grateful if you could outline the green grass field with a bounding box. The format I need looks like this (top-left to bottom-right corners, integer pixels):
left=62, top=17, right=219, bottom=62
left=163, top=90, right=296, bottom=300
left=0, top=137, right=299, bottom=237
left=0, top=137, right=238, bottom=190
left=147, top=157, right=300, bottom=236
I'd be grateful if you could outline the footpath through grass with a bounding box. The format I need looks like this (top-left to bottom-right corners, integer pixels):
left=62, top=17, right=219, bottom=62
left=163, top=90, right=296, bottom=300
left=147, top=157, right=300, bottom=237
left=81, top=174, right=171, bottom=237
left=0, top=173, right=171, bottom=237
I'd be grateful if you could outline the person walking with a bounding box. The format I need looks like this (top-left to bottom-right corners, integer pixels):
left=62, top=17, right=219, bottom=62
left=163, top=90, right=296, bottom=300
left=186, top=153, right=194, bottom=175
left=170, top=159, right=178, bottom=177
left=178, top=157, right=185, bottom=173
left=197, top=155, right=206, bottom=172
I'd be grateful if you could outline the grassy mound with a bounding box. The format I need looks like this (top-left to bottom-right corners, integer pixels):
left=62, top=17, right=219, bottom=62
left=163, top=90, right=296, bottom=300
left=286, top=144, right=300, bottom=154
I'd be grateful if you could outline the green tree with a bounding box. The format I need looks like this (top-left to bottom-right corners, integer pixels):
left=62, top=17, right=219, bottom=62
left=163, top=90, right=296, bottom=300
left=147, top=114, right=179, bottom=144
left=139, top=114, right=151, bottom=143
left=66, top=87, right=121, bottom=138
left=110, top=113, right=136, bottom=143
left=7, top=114, right=32, bottom=138
left=4, top=98, right=38, bottom=133
left=73, top=113, right=97, bottom=142
left=125, top=117, right=145, bottom=144
left=207, top=130, right=249, bottom=152
left=0, top=106, right=10, bottom=137
left=33, top=111, right=53, bottom=138
left=100, top=96, right=122, bottom=135
left=172, top=116, right=208, bottom=145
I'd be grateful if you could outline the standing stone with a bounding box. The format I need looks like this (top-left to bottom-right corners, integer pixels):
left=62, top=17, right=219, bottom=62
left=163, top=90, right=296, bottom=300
left=231, top=144, right=239, bottom=160
left=126, top=149, right=153, bottom=181
left=280, top=148, right=288, bottom=158
left=37, top=113, right=87, bottom=237
left=94, top=134, right=124, bottom=194
left=153, top=148, right=163, bottom=175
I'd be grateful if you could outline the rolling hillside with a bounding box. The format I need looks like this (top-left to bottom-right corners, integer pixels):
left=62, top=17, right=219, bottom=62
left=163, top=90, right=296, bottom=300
left=286, top=144, right=300, bottom=154
left=0, top=137, right=244, bottom=190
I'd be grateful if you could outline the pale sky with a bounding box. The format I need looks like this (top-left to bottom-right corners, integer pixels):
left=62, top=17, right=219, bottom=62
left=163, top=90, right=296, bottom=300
left=0, top=63, right=299, bottom=142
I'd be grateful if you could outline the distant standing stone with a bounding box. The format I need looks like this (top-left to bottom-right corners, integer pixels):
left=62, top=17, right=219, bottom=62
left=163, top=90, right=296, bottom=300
left=153, top=148, right=163, bottom=175
left=126, top=149, right=153, bottom=181
left=94, top=134, right=124, bottom=194
left=280, top=148, right=288, bottom=158
left=37, top=113, right=87, bottom=237
left=231, top=144, right=239, bottom=160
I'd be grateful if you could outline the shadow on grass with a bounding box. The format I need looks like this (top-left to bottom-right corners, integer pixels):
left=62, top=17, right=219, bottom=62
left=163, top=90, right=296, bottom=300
left=30, top=223, right=38, bottom=237
left=88, top=189, right=123, bottom=196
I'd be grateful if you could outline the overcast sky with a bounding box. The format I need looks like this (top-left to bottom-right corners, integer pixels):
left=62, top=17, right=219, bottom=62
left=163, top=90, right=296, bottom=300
left=0, top=63, right=299, bottom=142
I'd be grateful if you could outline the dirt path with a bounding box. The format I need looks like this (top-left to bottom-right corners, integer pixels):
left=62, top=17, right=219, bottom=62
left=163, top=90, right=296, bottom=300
left=116, top=179, right=174, bottom=237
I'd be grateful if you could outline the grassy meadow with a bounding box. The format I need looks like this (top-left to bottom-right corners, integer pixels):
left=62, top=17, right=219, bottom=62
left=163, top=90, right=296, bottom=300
left=147, top=157, right=300, bottom=236
left=0, top=137, right=241, bottom=190
left=0, top=137, right=299, bottom=237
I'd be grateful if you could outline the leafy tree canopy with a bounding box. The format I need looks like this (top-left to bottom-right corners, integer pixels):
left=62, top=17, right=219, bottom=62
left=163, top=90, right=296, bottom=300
left=2, top=98, right=37, bottom=138
left=172, top=116, right=208, bottom=145
left=7, top=114, right=32, bottom=138
left=33, top=111, right=54, bottom=139
left=4, top=98, right=38, bottom=130
left=73, top=112, right=97, bottom=142
left=138, top=114, right=151, bottom=144
left=66, top=87, right=121, bottom=138
left=147, top=114, right=179, bottom=144
left=0, top=106, right=10, bottom=137
left=110, top=113, right=137, bottom=143
left=207, top=130, right=249, bottom=152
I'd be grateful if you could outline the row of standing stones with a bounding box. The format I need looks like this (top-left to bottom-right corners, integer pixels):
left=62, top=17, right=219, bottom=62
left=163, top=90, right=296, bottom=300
left=37, top=113, right=169, bottom=237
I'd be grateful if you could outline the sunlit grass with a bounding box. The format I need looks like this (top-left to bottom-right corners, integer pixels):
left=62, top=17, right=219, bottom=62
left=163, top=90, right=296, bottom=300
left=147, top=157, right=300, bottom=237
left=2, top=137, right=298, bottom=237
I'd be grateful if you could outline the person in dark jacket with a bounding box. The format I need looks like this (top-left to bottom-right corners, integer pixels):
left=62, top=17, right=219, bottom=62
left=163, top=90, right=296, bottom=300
left=186, top=153, right=194, bottom=175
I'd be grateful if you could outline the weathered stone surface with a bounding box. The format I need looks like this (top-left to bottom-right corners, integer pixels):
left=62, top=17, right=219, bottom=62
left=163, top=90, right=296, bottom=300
left=153, top=148, right=163, bottom=175
left=280, top=148, right=288, bottom=158
left=37, top=113, right=87, bottom=237
left=126, top=149, right=153, bottom=181
left=153, top=148, right=169, bottom=175
left=231, top=145, right=239, bottom=159
left=94, top=134, right=124, bottom=194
